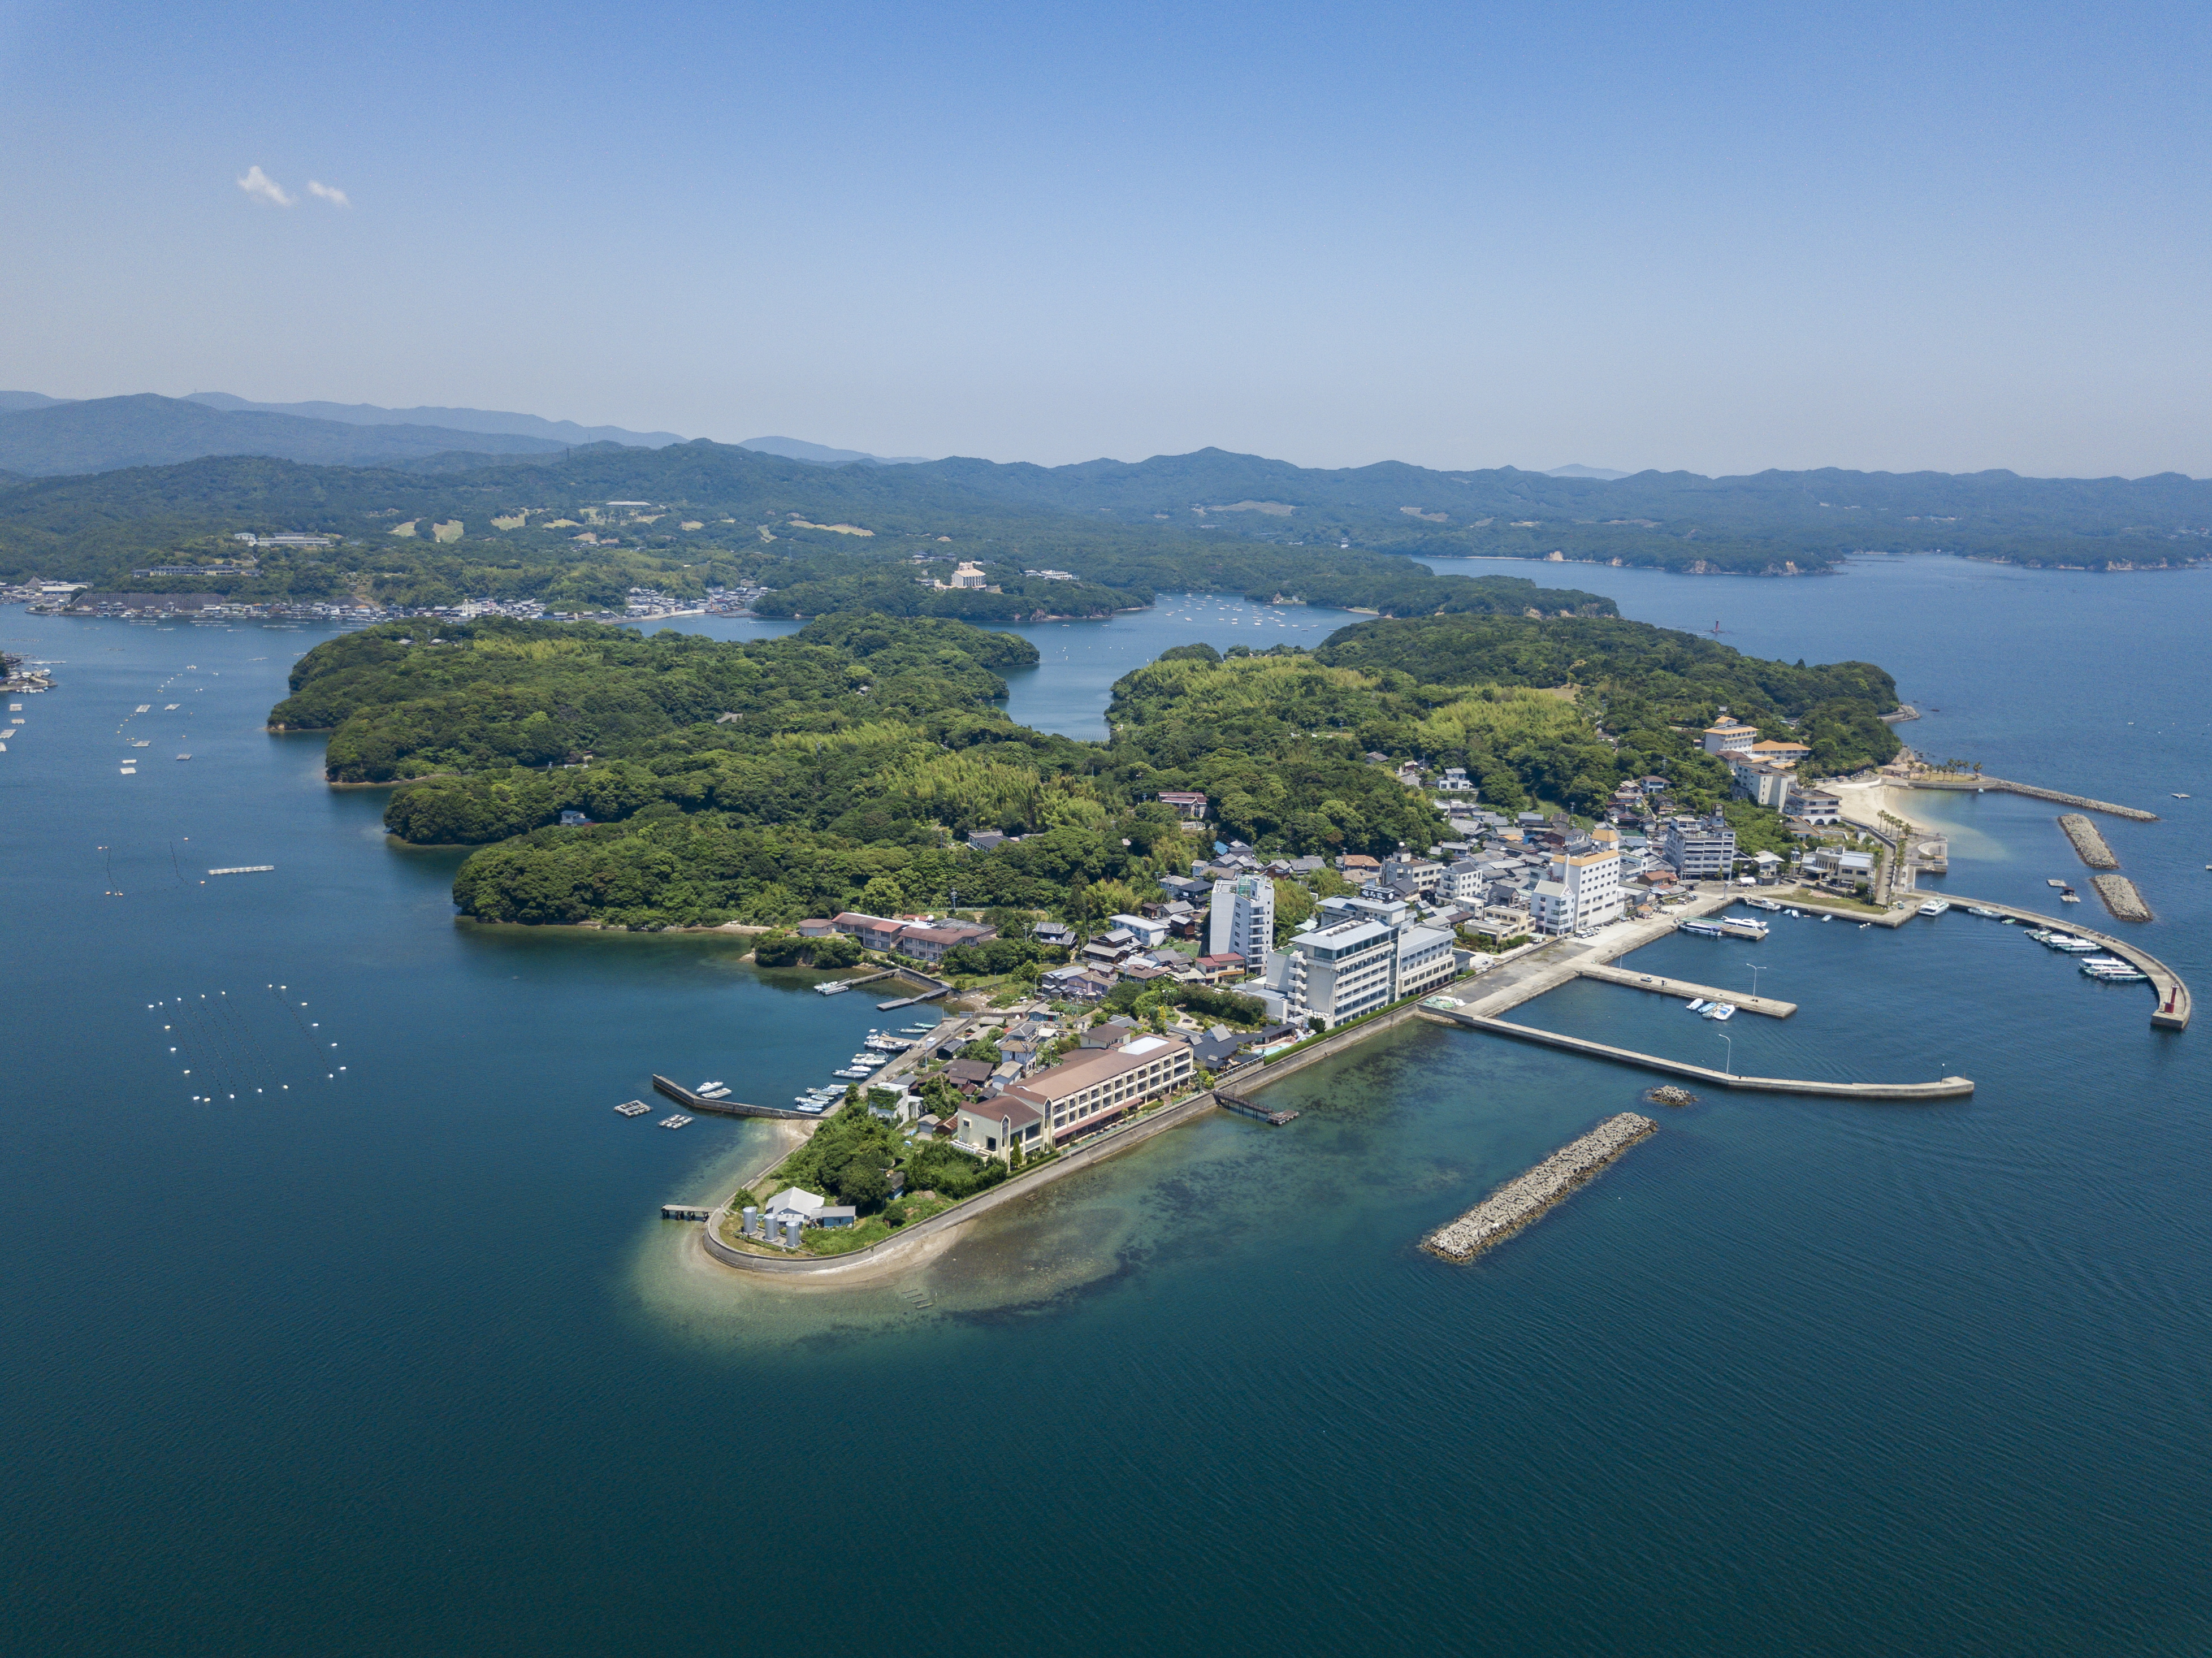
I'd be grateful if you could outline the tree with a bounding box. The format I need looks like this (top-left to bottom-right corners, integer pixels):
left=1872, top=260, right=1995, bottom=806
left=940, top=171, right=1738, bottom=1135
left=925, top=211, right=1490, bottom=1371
left=860, top=875, right=906, bottom=915
left=830, top=1154, right=890, bottom=1208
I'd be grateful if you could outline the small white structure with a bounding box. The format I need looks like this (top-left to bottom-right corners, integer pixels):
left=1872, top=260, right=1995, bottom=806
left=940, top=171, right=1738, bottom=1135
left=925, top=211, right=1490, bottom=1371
left=764, top=1187, right=827, bottom=1226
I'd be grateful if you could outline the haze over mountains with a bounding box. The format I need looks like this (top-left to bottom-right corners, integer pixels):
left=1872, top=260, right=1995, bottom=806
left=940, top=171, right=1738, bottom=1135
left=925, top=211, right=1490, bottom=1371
left=1, top=390, right=2204, bottom=581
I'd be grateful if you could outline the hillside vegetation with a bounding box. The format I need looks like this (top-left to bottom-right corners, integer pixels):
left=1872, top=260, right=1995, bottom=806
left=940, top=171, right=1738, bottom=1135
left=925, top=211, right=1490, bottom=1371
left=270, top=609, right=1901, bottom=930
left=7, top=434, right=2202, bottom=618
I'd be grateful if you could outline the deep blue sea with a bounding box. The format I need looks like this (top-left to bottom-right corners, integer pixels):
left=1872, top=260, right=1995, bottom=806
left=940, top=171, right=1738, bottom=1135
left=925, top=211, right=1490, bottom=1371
left=5, top=557, right=2210, bottom=1656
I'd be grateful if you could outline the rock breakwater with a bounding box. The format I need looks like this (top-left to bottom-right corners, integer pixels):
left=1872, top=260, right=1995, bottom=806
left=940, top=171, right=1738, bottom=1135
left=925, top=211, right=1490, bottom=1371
left=1422, top=1112, right=1657, bottom=1262
left=2091, top=875, right=2152, bottom=922
left=2058, top=814, right=2120, bottom=870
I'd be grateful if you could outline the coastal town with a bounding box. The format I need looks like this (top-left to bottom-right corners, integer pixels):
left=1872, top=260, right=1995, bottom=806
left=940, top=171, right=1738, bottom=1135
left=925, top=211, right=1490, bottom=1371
left=710, top=711, right=1937, bottom=1257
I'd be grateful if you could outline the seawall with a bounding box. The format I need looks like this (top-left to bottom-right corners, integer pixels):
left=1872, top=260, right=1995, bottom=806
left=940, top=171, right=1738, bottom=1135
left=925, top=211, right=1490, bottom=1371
left=696, top=1089, right=1220, bottom=1278
left=1423, top=1113, right=1658, bottom=1261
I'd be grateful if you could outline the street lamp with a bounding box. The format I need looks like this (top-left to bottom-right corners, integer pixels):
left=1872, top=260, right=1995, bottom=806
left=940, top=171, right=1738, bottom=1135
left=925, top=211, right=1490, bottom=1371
left=1716, top=1030, right=1733, bottom=1077
left=1746, top=962, right=1765, bottom=1001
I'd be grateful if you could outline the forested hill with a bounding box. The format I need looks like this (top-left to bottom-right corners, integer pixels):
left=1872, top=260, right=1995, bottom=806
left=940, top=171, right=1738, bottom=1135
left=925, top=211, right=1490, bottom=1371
left=269, top=611, right=1900, bottom=931
left=2, top=427, right=2204, bottom=594
left=1314, top=613, right=1901, bottom=778
left=0, top=442, right=1615, bottom=621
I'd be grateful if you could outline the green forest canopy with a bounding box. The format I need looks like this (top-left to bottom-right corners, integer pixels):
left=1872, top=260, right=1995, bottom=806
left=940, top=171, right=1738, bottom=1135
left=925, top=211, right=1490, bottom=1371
left=7, top=435, right=2207, bottom=596
left=267, top=610, right=1899, bottom=931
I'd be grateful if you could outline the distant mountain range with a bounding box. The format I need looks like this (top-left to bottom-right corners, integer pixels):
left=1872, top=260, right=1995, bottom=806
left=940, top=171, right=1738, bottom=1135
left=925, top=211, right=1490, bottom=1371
left=0, top=394, right=582, bottom=475
left=738, top=435, right=932, bottom=466
left=183, top=393, right=685, bottom=449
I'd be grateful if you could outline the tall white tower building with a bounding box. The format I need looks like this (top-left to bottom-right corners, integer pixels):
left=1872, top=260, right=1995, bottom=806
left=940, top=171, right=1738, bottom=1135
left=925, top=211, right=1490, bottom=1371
left=1209, top=875, right=1275, bottom=963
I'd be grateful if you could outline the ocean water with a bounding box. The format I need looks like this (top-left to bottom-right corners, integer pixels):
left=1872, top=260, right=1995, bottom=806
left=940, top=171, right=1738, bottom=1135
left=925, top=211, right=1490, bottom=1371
left=4, top=559, right=2210, bottom=1656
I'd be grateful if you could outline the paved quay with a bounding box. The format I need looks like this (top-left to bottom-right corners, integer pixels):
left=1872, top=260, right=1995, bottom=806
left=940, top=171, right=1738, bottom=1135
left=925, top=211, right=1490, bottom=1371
left=1575, top=963, right=1796, bottom=1018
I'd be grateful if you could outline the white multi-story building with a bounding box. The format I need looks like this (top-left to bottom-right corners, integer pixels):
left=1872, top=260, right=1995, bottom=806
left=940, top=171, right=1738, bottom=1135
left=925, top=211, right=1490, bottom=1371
left=1209, top=875, right=1275, bottom=962
left=1395, top=924, right=1458, bottom=998
left=1265, top=919, right=1398, bottom=1029
left=1701, top=713, right=1758, bottom=757
left=1662, top=815, right=1739, bottom=880
left=1528, top=847, right=1624, bottom=934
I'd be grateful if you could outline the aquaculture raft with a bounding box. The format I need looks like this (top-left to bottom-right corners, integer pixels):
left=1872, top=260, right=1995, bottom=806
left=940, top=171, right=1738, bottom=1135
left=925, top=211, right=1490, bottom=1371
left=1422, top=1112, right=1657, bottom=1262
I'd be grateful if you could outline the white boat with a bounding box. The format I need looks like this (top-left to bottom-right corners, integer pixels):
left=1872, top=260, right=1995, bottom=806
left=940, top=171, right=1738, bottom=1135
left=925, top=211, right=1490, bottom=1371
left=814, top=981, right=852, bottom=995
left=1687, top=998, right=1712, bottom=1013
left=797, top=1100, right=828, bottom=1115
left=1918, top=900, right=1950, bottom=916
left=2046, top=879, right=2068, bottom=888
left=2046, top=937, right=2100, bottom=954
left=1746, top=897, right=1782, bottom=912
left=1718, top=916, right=1769, bottom=941
left=2083, top=964, right=2148, bottom=982
left=833, top=1066, right=872, bottom=1080
left=698, top=1086, right=731, bottom=1100
left=1967, top=906, right=2001, bottom=918
left=2061, top=891, right=2081, bottom=903
left=1678, top=918, right=1726, bottom=937
left=1703, top=1002, right=1737, bottom=1021
left=696, top=1080, right=726, bottom=1093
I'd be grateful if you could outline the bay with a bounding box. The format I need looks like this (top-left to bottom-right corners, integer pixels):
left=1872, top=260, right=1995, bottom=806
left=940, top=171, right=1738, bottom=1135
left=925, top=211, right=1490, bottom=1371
left=4, top=556, right=2209, bottom=1656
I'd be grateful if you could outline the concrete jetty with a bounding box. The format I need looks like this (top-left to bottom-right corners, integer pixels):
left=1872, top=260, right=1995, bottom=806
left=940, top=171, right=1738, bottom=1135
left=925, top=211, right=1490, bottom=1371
left=1910, top=776, right=2158, bottom=822
left=2058, top=814, right=2120, bottom=870
left=1575, top=963, right=1797, bottom=1019
left=1935, top=895, right=2187, bottom=1027
left=1438, top=1011, right=1976, bottom=1099
left=2090, top=875, right=2152, bottom=924
left=1422, top=1113, right=1657, bottom=1261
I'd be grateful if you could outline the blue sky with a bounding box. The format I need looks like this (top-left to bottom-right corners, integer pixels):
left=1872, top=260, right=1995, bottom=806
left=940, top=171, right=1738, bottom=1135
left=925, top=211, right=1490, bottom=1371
left=2, top=0, right=2205, bottom=474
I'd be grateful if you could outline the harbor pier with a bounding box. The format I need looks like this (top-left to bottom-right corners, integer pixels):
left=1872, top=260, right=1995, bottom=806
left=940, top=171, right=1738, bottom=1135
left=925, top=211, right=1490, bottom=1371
left=1436, top=1011, right=1975, bottom=1099
left=1574, top=963, right=1797, bottom=1018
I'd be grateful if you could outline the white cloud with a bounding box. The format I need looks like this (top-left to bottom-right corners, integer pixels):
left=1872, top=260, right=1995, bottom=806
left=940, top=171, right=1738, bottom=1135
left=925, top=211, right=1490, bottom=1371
left=236, top=165, right=295, bottom=207
left=308, top=180, right=350, bottom=207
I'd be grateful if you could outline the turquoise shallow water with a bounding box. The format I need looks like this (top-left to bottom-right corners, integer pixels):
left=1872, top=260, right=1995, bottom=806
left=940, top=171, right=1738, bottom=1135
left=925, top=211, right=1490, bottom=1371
left=4, top=559, right=2210, bottom=1656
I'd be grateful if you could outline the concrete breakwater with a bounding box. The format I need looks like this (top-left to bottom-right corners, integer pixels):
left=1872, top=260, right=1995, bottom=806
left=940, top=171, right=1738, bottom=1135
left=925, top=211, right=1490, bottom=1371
left=2091, top=875, right=2153, bottom=923
left=1423, top=1113, right=1657, bottom=1262
left=2058, top=814, right=2120, bottom=870
left=1910, top=776, right=2158, bottom=822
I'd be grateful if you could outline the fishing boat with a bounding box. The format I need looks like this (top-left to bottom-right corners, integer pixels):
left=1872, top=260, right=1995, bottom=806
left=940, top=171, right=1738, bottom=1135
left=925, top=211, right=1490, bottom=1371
left=833, top=1066, right=872, bottom=1080
left=1917, top=899, right=1951, bottom=916
left=2060, top=889, right=2080, bottom=902
left=1687, top=998, right=1712, bottom=1014
left=1967, top=906, right=1999, bottom=917
left=1703, top=1002, right=1737, bottom=1021
left=2174, top=793, right=2191, bottom=799
left=1746, top=897, right=1782, bottom=912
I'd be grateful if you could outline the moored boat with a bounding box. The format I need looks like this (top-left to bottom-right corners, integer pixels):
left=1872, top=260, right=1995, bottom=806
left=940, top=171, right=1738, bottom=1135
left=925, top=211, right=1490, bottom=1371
left=1918, top=899, right=1951, bottom=916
